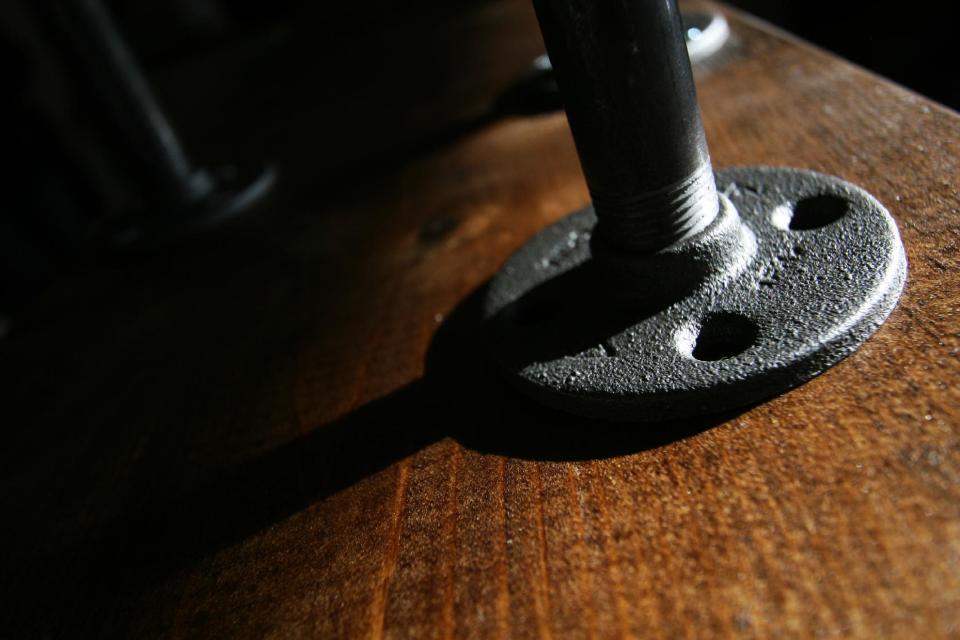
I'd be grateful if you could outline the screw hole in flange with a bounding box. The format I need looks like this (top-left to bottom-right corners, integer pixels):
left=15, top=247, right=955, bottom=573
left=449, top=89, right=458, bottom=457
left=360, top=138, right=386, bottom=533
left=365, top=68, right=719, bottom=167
left=787, top=194, right=850, bottom=230
left=687, top=312, right=758, bottom=361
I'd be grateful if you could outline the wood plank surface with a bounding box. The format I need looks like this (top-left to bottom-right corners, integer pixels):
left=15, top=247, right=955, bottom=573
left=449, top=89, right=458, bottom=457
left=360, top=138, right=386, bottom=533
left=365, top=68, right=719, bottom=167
left=2, top=1, right=960, bottom=637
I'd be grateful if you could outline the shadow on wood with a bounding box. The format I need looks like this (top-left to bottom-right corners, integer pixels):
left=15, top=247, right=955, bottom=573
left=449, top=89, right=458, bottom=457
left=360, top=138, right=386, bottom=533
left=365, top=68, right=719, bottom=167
left=6, top=280, right=741, bottom=635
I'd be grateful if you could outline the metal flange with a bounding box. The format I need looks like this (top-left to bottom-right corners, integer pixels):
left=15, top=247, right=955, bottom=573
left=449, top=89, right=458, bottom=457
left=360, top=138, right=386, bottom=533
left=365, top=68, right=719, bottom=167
left=684, top=12, right=730, bottom=64
left=484, top=167, right=906, bottom=421
left=485, top=0, right=907, bottom=421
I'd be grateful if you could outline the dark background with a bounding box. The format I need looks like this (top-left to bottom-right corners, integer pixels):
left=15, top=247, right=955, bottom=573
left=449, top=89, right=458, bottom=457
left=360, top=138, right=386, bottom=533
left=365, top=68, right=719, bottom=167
left=0, top=0, right=955, bottom=321
left=726, top=0, right=959, bottom=110
left=96, top=0, right=960, bottom=111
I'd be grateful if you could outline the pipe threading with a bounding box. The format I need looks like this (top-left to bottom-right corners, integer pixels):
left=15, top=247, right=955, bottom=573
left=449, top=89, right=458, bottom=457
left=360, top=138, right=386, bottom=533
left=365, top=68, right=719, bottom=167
left=591, top=164, right=720, bottom=254
left=532, top=0, right=722, bottom=256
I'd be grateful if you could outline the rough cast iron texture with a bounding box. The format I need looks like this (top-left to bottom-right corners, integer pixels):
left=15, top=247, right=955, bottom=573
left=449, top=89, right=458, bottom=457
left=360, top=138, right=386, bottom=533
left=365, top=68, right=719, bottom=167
left=484, top=167, right=907, bottom=421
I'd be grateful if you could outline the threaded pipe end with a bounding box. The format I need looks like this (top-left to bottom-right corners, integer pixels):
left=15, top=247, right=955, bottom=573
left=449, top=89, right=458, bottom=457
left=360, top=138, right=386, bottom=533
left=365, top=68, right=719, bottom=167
left=592, top=164, right=720, bottom=254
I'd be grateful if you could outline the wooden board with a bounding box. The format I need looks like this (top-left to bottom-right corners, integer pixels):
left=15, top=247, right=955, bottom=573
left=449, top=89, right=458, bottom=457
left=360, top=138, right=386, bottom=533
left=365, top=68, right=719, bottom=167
left=2, top=1, right=959, bottom=637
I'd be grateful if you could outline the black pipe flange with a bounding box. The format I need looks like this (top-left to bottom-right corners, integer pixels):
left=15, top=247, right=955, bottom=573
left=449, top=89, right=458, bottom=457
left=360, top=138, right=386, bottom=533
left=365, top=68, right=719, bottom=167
left=484, top=0, right=906, bottom=421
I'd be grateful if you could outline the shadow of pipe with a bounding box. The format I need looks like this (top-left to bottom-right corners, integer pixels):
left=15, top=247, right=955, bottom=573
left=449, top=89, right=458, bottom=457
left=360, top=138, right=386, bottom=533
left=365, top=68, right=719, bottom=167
left=7, top=280, right=747, bottom=636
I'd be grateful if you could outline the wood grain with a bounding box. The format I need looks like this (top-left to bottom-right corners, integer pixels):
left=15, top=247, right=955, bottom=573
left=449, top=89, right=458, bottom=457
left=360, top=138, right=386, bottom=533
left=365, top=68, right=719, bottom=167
left=2, top=1, right=959, bottom=638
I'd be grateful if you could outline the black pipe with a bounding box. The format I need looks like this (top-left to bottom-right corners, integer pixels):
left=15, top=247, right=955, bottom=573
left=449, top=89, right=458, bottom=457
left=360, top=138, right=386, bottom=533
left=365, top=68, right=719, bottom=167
left=532, top=0, right=719, bottom=254
left=48, top=0, right=213, bottom=211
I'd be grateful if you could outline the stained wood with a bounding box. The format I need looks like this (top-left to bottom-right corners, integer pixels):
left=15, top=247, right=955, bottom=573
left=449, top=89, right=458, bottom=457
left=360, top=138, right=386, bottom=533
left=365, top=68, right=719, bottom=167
left=2, top=1, right=960, bottom=638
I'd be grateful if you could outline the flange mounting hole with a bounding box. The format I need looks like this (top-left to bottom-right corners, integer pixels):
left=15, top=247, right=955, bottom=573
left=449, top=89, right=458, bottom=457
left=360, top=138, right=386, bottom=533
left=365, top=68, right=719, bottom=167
left=787, top=194, right=850, bottom=230
left=689, top=312, right=758, bottom=361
